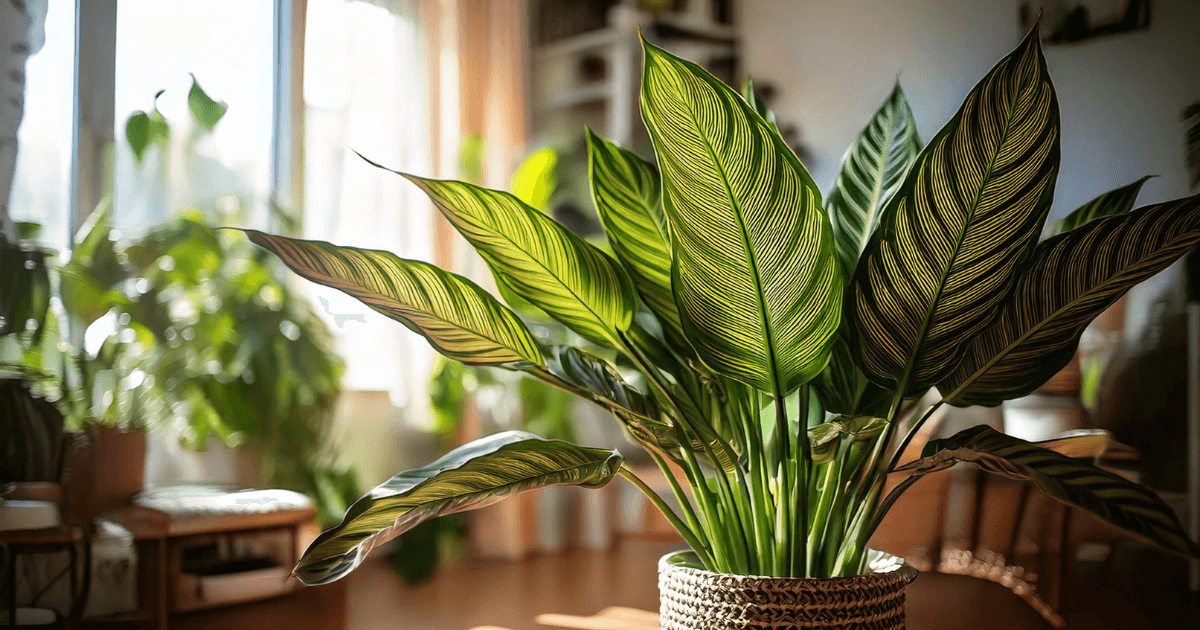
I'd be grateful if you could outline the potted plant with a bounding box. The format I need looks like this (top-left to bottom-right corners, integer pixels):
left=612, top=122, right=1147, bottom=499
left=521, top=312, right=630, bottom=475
left=243, top=25, right=1200, bottom=627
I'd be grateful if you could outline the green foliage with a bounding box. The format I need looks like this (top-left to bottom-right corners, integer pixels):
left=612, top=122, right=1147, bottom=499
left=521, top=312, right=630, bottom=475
left=255, top=24, right=1200, bottom=583
left=125, top=90, right=170, bottom=164
left=187, top=75, right=228, bottom=131
left=9, top=204, right=355, bottom=527
left=294, top=432, right=622, bottom=585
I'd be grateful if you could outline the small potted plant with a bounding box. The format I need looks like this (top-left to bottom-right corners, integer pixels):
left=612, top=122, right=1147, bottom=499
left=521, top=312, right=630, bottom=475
left=244, top=24, right=1199, bottom=628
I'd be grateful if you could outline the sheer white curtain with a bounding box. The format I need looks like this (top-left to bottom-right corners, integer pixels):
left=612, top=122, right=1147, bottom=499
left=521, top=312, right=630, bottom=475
left=303, top=0, right=435, bottom=422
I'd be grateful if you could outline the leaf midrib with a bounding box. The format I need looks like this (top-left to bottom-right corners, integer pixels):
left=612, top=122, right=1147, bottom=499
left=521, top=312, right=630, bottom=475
left=675, top=80, right=787, bottom=398
left=309, top=453, right=612, bottom=556
left=892, top=75, right=1027, bottom=400
left=853, top=102, right=900, bottom=260
left=456, top=186, right=625, bottom=346
left=297, top=263, right=532, bottom=362
left=945, top=217, right=1194, bottom=400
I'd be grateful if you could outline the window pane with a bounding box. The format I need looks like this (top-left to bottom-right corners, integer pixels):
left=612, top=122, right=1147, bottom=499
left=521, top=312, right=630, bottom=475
left=112, top=0, right=275, bottom=234
left=8, top=0, right=76, bottom=249
left=303, top=0, right=434, bottom=406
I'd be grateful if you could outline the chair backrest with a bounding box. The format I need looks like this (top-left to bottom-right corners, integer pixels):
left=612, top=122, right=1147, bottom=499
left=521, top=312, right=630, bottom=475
left=0, top=377, right=66, bottom=484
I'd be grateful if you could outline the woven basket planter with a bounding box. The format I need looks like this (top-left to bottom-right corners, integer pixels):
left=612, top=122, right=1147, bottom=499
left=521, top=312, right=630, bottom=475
left=659, top=551, right=918, bottom=629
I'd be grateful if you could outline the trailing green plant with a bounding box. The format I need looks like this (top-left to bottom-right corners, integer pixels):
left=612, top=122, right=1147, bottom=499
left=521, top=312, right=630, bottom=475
left=245, top=25, right=1200, bottom=584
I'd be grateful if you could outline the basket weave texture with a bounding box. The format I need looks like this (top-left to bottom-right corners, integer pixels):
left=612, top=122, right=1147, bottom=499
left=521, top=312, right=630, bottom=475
left=658, top=552, right=918, bottom=630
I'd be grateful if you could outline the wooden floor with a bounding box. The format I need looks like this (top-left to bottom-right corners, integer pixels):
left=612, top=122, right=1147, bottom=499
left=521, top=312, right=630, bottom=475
left=345, top=539, right=1198, bottom=630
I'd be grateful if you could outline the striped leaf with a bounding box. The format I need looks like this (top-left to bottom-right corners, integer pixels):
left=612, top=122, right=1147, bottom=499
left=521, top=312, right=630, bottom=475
left=940, top=194, right=1200, bottom=406
left=540, top=345, right=734, bottom=470
left=243, top=231, right=543, bottom=367
left=1052, top=175, right=1153, bottom=236
left=357, top=155, right=638, bottom=348
left=585, top=128, right=682, bottom=339
left=826, top=84, right=921, bottom=273
left=640, top=38, right=842, bottom=395
left=295, top=431, right=623, bottom=584
left=846, top=25, right=1060, bottom=396
left=898, top=425, right=1198, bottom=559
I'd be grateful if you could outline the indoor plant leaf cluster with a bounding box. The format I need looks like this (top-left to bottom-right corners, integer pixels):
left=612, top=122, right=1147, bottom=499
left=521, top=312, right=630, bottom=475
left=247, top=25, right=1200, bottom=585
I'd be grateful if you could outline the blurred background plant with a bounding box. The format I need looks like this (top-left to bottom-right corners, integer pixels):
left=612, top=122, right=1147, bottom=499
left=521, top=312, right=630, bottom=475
left=0, top=81, right=358, bottom=527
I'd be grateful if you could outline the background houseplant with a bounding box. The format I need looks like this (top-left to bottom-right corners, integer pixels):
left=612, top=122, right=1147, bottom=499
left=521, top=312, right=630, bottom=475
left=243, top=24, right=1199, bottom=623
left=2, top=82, right=357, bottom=527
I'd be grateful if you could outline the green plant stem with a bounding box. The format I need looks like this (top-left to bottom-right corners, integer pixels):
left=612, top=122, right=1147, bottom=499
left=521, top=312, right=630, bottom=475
left=646, top=446, right=711, bottom=552
left=772, top=392, right=792, bottom=575
left=731, top=387, right=773, bottom=572
left=671, top=420, right=731, bottom=571
left=887, top=401, right=944, bottom=473
left=793, top=385, right=812, bottom=576
left=618, top=465, right=715, bottom=569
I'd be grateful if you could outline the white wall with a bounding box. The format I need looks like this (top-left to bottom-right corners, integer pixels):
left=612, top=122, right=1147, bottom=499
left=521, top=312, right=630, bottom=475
left=741, top=0, right=1200, bottom=217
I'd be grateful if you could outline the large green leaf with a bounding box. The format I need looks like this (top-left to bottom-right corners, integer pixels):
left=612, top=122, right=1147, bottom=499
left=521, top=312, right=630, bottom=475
left=826, top=84, right=921, bottom=273
left=1052, top=175, right=1152, bottom=236
left=242, top=231, right=543, bottom=367
left=846, top=26, right=1060, bottom=396
left=585, top=128, right=682, bottom=340
left=639, top=38, right=841, bottom=395
left=897, top=425, right=1199, bottom=559
left=359, top=156, right=637, bottom=348
left=940, top=194, right=1200, bottom=406
left=295, top=431, right=623, bottom=584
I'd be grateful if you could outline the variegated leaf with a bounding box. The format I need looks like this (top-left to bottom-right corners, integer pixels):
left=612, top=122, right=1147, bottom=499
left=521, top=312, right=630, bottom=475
left=242, top=231, right=543, bottom=367
left=846, top=25, right=1060, bottom=396
left=356, top=155, right=638, bottom=348
left=295, top=432, right=622, bottom=584
left=941, top=194, right=1200, bottom=406
left=585, top=128, right=683, bottom=340
left=898, top=425, right=1198, bottom=559
left=640, top=38, right=841, bottom=395
left=826, top=84, right=921, bottom=273
left=1052, top=175, right=1153, bottom=236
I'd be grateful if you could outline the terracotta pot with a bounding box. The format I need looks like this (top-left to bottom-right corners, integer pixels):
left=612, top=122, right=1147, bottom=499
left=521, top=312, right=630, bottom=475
left=658, top=550, right=918, bottom=630
left=86, top=425, right=147, bottom=516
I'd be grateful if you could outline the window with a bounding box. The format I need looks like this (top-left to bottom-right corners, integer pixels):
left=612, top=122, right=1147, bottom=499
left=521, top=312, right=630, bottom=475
left=8, top=0, right=76, bottom=248
left=112, top=0, right=276, bottom=233
left=302, top=0, right=435, bottom=408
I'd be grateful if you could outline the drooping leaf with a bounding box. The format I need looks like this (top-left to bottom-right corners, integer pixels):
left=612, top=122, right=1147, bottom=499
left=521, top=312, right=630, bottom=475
left=188, top=74, right=228, bottom=131
left=242, top=231, right=543, bottom=367
left=898, top=425, right=1199, bottom=559
left=358, top=156, right=638, bottom=348
left=585, top=128, right=682, bottom=340
left=295, top=431, right=623, bottom=584
left=825, top=84, right=921, bottom=273
left=640, top=38, right=841, bottom=395
left=846, top=25, right=1060, bottom=396
left=808, top=416, right=887, bottom=464
left=940, top=194, right=1200, bottom=406
left=1052, top=176, right=1153, bottom=236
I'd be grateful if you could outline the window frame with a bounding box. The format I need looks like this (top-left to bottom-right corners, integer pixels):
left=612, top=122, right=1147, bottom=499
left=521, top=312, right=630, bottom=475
left=65, top=0, right=304, bottom=241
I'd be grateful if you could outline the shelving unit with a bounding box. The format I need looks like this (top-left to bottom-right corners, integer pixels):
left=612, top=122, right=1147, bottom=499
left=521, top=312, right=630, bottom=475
left=527, top=0, right=740, bottom=164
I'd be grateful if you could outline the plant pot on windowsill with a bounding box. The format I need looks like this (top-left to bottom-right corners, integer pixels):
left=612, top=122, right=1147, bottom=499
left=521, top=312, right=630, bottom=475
left=659, top=551, right=918, bottom=630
